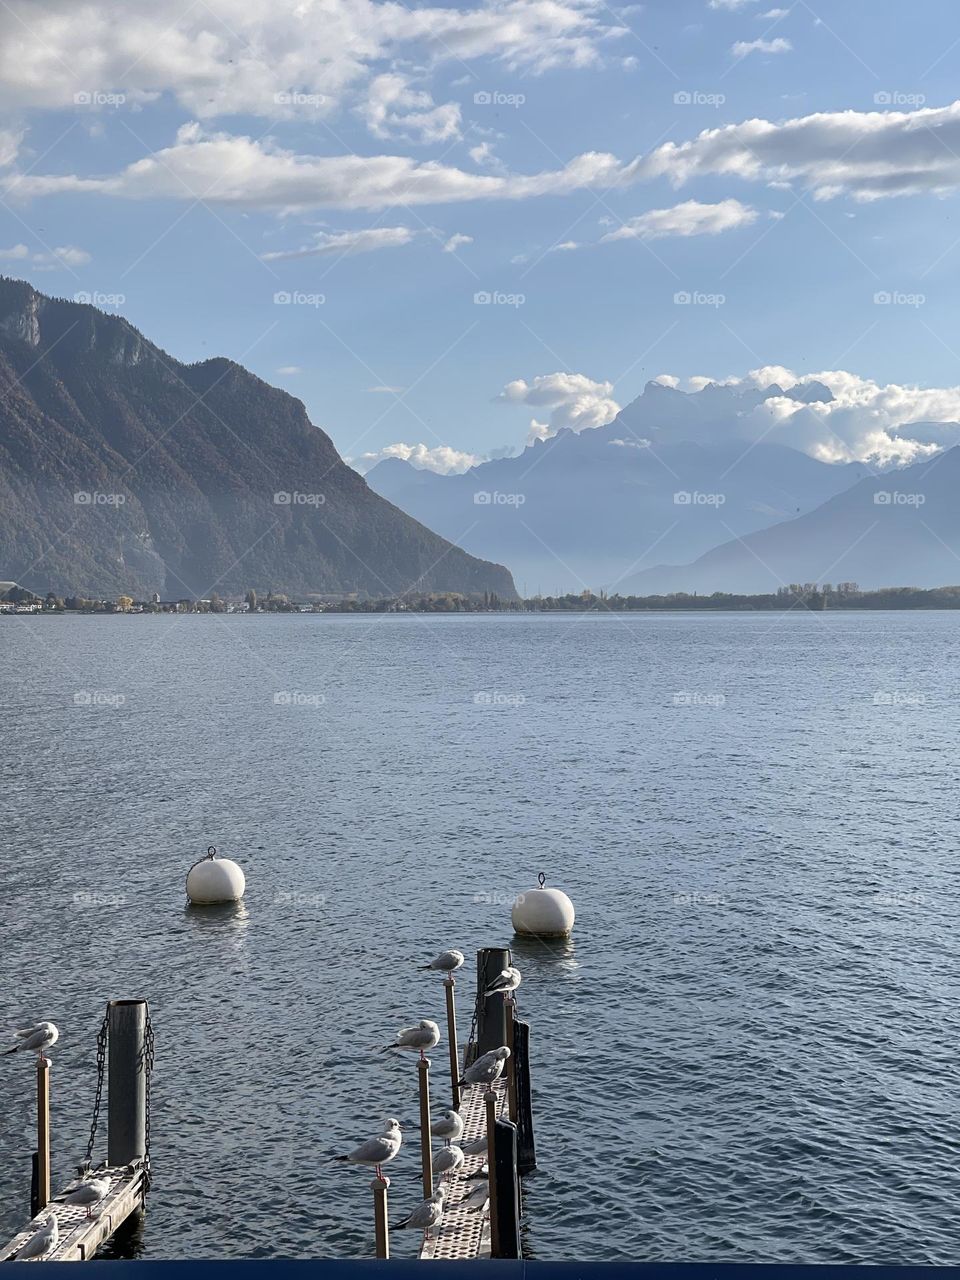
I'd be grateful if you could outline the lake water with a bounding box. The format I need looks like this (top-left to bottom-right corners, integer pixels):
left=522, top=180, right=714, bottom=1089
left=1, top=611, right=958, bottom=1263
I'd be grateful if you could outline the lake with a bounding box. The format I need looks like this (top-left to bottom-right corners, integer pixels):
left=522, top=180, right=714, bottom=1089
left=1, top=611, right=958, bottom=1263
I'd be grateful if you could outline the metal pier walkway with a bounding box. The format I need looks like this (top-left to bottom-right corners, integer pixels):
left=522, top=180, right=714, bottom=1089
left=0, top=1162, right=146, bottom=1263
left=420, top=1080, right=508, bottom=1261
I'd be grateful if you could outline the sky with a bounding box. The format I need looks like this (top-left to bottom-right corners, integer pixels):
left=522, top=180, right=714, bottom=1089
left=3, top=0, right=960, bottom=472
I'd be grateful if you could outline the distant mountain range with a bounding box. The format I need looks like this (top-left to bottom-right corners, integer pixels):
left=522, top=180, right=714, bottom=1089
left=366, top=380, right=871, bottom=594
left=0, top=278, right=516, bottom=600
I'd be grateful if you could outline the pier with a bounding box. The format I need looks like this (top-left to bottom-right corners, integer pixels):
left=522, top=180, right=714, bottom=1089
left=0, top=1163, right=147, bottom=1263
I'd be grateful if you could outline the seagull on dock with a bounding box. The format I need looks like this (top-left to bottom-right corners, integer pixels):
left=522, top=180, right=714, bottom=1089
left=460, top=1045, right=510, bottom=1089
left=62, top=1176, right=111, bottom=1219
left=459, top=1182, right=490, bottom=1215
left=17, top=1214, right=58, bottom=1260
left=484, top=967, right=521, bottom=1001
left=420, top=949, right=464, bottom=977
left=432, top=1145, right=465, bottom=1178
left=393, top=1187, right=445, bottom=1242
left=379, top=1019, right=440, bottom=1061
left=332, top=1118, right=402, bottom=1182
left=460, top=1135, right=488, bottom=1156
left=430, top=1109, right=464, bottom=1145
left=4, top=1022, right=59, bottom=1064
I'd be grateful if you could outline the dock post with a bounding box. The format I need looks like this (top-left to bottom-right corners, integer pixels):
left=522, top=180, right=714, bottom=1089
left=484, top=1090, right=500, bottom=1257
left=107, top=1000, right=147, bottom=1166
left=417, top=1057, right=433, bottom=1200
left=371, top=1178, right=390, bottom=1259
left=476, top=947, right=511, bottom=1055
left=513, top=1017, right=537, bottom=1174
left=35, top=1058, right=50, bottom=1213
left=444, top=978, right=461, bottom=1111
left=504, top=1000, right=518, bottom=1123
left=485, top=1096, right=521, bottom=1260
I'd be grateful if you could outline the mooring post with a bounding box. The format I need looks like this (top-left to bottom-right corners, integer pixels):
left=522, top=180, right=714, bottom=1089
left=512, top=1016, right=537, bottom=1174
left=476, top=947, right=511, bottom=1055
left=444, top=978, right=461, bottom=1111
left=35, top=1059, right=50, bottom=1213
left=484, top=1089, right=500, bottom=1257
left=371, top=1177, right=390, bottom=1259
left=490, top=1117, right=522, bottom=1259
left=107, top=1000, right=147, bottom=1166
left=417, top=1057, right=433, bottom=1199
left=504, top=1000, right=518, bottom=1124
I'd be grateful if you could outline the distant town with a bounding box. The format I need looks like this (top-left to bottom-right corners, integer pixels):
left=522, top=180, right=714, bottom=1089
left=4, top=581, right=960, bottom=615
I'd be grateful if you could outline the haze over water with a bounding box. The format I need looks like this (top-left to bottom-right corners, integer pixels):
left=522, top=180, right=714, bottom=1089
left=1, top=612, right=957, bottom=1263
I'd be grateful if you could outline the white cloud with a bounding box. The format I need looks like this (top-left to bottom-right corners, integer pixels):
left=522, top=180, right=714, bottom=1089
left=367, top=384, right=405, bottom=393
left=496, top=371, right=620, bottom=442
left=362, top=74, right=461, bottom=144
left=353, top=441, right=484, bottom=473
left=0, top=242, right=90, bottom=267
left=0, top=243, right=29, bottom=260
left=709, top=0, right=757, bottom=9
left=0, top=129, right=20, bottom=167
left=600, top=197, right=757, bottom=242
left=442, top=232, right=473, bottom=252
left=262, top=226, right=416, bottom=260
left=731, top=36, right=791, bottom=56
left=277, top=365, right=301, bottom=374
left=759, top=8, right=788, bottom=16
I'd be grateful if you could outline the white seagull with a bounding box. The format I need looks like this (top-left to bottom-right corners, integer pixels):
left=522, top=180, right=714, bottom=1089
left=394, top=1187, right=445, bottom=1242
left=430, top=1109, right=464, bottom=1145
left=460, top=1046, right=510, bottom=1089
left=432, top=1145, right=465, bottom=1178
left=333, top=1118, right=402, bottom=1181
left=484, top=967, right=521, bottom=1000
left=379, top=1020, right=440, bottom=1061
left=17, top=1214, right=58, bottom=1260
left=460, top=1182, right=490, bottom=1215
left=460, top=1135, right=488, bottom=1157
left=4, top=1022, right=59, bottom=1064
left=62, top=1176, right=111, bottom=1220
left=421, top=949, right=465, bottom=976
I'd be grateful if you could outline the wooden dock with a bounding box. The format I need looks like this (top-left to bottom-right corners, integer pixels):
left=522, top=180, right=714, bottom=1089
left=420, top=1079, right=508, bottom=1261
left=0, top=1162, right=145, bottom=1263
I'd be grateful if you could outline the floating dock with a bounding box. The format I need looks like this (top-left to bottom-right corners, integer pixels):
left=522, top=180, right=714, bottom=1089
left=0, top=1161, right=146, bottom=1263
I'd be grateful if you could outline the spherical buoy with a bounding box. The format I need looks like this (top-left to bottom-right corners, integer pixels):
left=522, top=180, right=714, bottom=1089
left=186, top=846, right=246, bottom=905
left=511, top=873, right=575, bottom=938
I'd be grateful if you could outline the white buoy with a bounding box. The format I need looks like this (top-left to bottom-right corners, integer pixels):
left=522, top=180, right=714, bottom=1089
left=511, top=873, right=575, bottom=938
left=186, top=846, right=246, bottom=905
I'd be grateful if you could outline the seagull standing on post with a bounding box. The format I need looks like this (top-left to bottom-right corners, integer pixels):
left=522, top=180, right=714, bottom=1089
left=379, top=1020, right=440, bottom=1061
left=332, top=1118, right=403, bottom=1183
left=4, top=1022, right=59, bottom=1065
left=484, top=967, right=521, bottom=1001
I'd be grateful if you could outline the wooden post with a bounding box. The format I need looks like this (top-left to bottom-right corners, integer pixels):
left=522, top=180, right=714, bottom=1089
left=505, top=1000, right=518, bottom=1124
left=35, top=1060, right=50, bottom=1212
left=108, top=1000, right=147, bottom=1166
left=484, top=1089, right=500, bottom=1258
left=371, top=1178, right=390, bottom=1259
left=444, top=978, right=461, bottom=1111
left=417, top=1058, right=433, bottom=1200
left=476, top=947, right=511, bottom=1056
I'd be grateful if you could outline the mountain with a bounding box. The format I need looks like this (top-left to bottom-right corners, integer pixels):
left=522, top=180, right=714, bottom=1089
left=0, top=278, right=516, bottom=600
left=365, top=380, right=868, bottom=594
left=621, top=448, right=960, bottom=594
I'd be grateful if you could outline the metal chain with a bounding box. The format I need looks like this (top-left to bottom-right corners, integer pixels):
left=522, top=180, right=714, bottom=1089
left=143, top=1007, right=155, bottom=1192
left=79, top=1007, right=109, bottom=1176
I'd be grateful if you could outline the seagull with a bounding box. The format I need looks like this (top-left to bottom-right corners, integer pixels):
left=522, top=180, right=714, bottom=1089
left=466, top=1162, right=488, bottom=1180
left=484, top=967, right=521, bottom=1000
left=432, top=1145, right=465, bottom=1178
left=62, top=1176, right=110, bottom=1220
left=460, top=1135, right=488, bottom=1157
left=17, top=1214, right=58, bottom=1260
left=332, top=1118, right=402, bottom=1182
left=4, top=1023, right=59, bottom=1065
left=393, top=1187, right=445, bottom=1242
left=379, top=1020, right=440, bottom=1061
left=459, top=1182, right=490, bottom=1214
left=421, top=949, right=464, bottom=977
left=430, top=1109, right=464, bottom=1145
left=460, top=1046, right=510, bottom=1089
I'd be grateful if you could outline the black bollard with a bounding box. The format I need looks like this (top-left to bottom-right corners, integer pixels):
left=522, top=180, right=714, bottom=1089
left=476, top=947, right=511, bottom=1056
left=512, top=1016, right=537, bottom=1174
left=107, top=1000, right=148, bottom=1166
left=490, top=1116, right=522, bottom=1259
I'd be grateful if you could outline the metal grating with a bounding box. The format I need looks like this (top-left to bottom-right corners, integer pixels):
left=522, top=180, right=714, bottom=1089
left=0, top=1164, right=145, bottom=1263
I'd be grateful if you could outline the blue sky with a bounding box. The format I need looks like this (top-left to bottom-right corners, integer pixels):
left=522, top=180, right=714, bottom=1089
left=3, top=0, right=960, bottom=470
